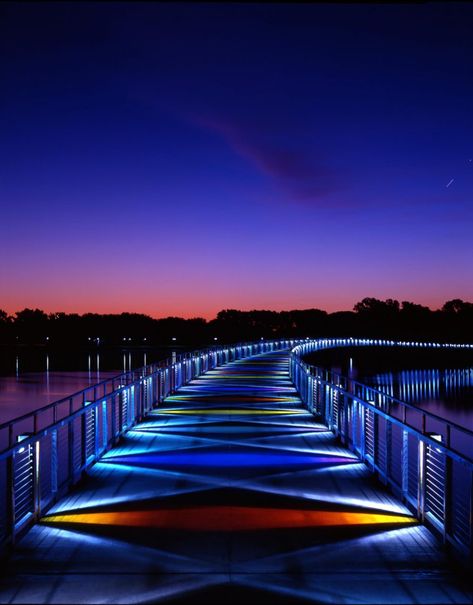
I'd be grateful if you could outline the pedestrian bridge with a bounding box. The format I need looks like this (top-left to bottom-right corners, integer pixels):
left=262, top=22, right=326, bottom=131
left=0, top=340, right=472, bottom=603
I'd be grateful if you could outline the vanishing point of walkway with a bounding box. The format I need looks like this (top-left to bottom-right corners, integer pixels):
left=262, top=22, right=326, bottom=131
left=1, top=351, right=471, bottom=604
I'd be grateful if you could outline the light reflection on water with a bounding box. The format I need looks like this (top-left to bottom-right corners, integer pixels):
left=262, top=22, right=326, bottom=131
left=306, top=347, right=473, bottom=431
left=0, top=347, right=181, bottom=425
left=3, top=346, right=473, bottom=431
left=364, top=367, right=473, bottom=430
left=0, top=371, right=118, bottom=424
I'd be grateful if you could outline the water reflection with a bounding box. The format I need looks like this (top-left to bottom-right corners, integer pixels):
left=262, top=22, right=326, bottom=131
left=46, top=354, right=50, bottom=392
left=0, top=371, right=119, bottom=424
left=0, top=345, right=187, bottom=425
left=306, top=346, right=473, bottom=431
left=365, top=367, right=473, bottom=429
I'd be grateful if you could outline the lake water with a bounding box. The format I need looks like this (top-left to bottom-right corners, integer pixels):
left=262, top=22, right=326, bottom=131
left=0, top=345, right=189, bottom=424
left=3, top=344, right=473, bottom=432
left=303, top=346, right=473, bottom=431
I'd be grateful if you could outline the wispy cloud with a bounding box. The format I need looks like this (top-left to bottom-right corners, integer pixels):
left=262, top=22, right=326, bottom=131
left=192, top=115, right=340, bottom=204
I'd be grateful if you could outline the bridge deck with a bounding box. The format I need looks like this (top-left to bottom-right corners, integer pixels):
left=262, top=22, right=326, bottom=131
left=1, top=350, right=471, bottom=604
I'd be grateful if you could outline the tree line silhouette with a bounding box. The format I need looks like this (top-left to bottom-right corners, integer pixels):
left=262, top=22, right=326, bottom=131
left=0, top=298, right=472, bottom=346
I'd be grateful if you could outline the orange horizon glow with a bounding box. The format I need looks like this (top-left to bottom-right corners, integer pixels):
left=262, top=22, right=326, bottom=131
left=0, top=298, right=451, bottom=322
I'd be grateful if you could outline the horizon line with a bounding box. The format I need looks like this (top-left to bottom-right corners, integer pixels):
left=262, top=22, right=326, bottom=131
left=2, top=297, right=471, bottom=322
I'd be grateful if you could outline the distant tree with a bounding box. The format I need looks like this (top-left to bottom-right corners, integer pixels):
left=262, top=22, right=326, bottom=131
left=2, top=300, right=473, bottom=346
left=400, top=301, right=430, bottom=314
left=397, top=301, right=433, bottom=339
left=442, top=299, right=473, bottom=314
left=354, top=298, right=400, bottom=314
left=288, top=309, right=328, bottom=337
left=352, top=298, right=401, bottom=338
left=216, top=309, right=244, bottom=322
left=326, top=311, right=357, bottom=336
left=15, top=308, right=49, bottom=323
left=14, top=308, right=49, bottom=342
left=0, top=309, right=12, bottom=342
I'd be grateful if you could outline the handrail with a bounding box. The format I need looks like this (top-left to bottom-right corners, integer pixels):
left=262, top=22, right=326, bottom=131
left=0, top=341, right=303, bottom=454
left=0, top=346, right=240, bottom=435
left=290, top=337, right=473, bottom=560
left=293, top=338, right=473, bottom=442
left=0, top=338, right=301, bottom=551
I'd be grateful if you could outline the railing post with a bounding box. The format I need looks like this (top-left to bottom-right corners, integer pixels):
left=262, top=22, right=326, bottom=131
left=307, top=374, right=313, bottom=412
left=7, top=454, right=15, bottom=544
left=152, top=373, right=157, bottom=408
left=33, top=440, right=40, bottom=520
left=352, top=400, right=358, bottom=452
left=110, top=394, right=117, bottom=445
left=336, top=390, right=342, bottom=438
left=102, top=400, right=108, bottom=452
left=444, top=425, right=452, bottom=544
left=94, top=405, right=100, bottom=459
left=325, top=385, right=331, bottom=430
left=51, top=429, right=58, bottom=496
left=344, top=394, right=350, bottom=446
left=402, top=429, right=409, bottom=500
left=120, top=389, right=125, bottom=433
left=68, top=398, right=75, bottom=484
left=418, top=418, right=426, bottom=522
left=373, top=413, right=378, bottom=469
left=360, top=406, right=366, bottom=459
left=132, top=385, right=137, bottom=425
left=140, top=380, right=145, bottom=419
left=81, top=407, right=87, bottom=470
left=384, top=419, right=391, bottom=485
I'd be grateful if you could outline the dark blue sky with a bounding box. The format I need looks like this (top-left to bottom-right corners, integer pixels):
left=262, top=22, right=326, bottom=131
left=1, top=2, right=472, bottom=318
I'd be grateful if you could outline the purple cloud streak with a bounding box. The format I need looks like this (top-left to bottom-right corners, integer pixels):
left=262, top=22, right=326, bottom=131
left=193, top=116, right=340, bottom=204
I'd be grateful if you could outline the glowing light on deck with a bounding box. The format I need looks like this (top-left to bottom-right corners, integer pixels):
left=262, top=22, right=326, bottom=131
left=154, top=408, right=306, bottom=416
left=42, top=506, right=416, bottom=531
left=101, top=450, right=357, bottom=468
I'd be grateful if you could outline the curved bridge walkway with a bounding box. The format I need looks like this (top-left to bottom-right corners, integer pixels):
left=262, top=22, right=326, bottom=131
left=1, top=350, right=471, bottom=604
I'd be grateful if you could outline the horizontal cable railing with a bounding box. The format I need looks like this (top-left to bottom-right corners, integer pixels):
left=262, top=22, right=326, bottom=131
left=0, top=338, right=301, bottom=550
left=290, top=337, right=473, bottom=561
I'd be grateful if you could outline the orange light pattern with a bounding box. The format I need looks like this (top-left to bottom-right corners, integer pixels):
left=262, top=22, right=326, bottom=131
left=43, top=506, right=416, bottom=531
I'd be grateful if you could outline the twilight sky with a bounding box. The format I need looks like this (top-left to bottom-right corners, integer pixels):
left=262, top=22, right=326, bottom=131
left=1, top=1, right=472, bottom=319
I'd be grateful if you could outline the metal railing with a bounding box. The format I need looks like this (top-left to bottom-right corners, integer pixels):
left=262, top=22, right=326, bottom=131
left=290, top=337, right=473, bottom=560
left=0, top=338, right=300, bottom=550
